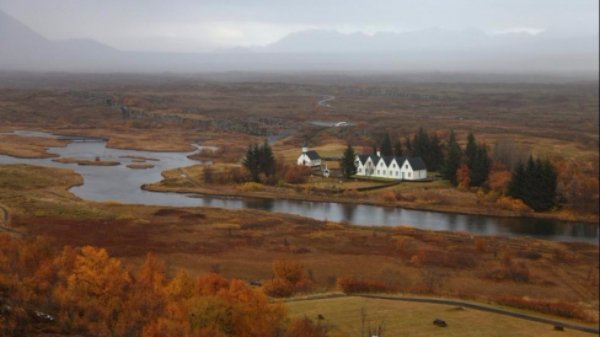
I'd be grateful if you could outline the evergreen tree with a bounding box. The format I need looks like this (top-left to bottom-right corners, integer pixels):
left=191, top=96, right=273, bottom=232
left=404, top=136, right=412, bottom=156
left=243, top=144, right=260, bottom=181
left=394, top=141, right=403, bottom=157
left=341, top=144, right=357, bottom=178
left=411, top=127, right=430, bottom=159
left=465, top=132, right=477, bottom=165
left=442, top=130, right=462, bottom=185
left=428, top=133, right=445, bottom=171
left=539, top=159, right=558, bottom=210
left=469, top=145, right=490, bottom=186
left=259, top=140, right=275, bottom=177
left=380, top=133, right=393, bottom=157
left=508, top=161, right=526, bottom=198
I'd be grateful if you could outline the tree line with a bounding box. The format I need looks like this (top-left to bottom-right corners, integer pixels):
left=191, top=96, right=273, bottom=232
left=345, top=128, right=558, bottom=211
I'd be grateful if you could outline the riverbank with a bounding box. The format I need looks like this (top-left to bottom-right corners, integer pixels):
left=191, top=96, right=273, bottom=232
left=53, top=157, right=121, bottom=166
left=1, top=127, right=597, bottom=225
left=143, top=176, right=599, bottom=225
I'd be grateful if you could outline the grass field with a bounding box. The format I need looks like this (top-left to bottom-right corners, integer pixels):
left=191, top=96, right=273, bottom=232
left=286, top=296, right=594, bottom=337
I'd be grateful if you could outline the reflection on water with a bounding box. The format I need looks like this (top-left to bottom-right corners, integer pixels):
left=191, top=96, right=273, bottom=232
left=0, top=131, right=598, bottom=244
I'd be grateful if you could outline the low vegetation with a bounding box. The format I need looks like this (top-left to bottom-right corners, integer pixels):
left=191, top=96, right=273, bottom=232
left=1, top=164, right=597, bottom=329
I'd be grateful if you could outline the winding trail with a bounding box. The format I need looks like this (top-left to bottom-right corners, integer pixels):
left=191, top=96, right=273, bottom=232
left=317, top=95, right=335, bottom=107
left=0, top=204, right=21, bottom=236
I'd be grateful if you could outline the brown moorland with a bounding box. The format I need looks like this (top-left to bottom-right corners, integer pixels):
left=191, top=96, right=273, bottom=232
left=0, top=164, right=598, bottom=324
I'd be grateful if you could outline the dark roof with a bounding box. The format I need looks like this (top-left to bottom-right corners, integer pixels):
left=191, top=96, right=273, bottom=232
left=306, top=150, right=321, bottom=160
left=356, top=154, right=369, bottom=164
left=406, top=157, right=427, bottom=170
left=383, top=155, right=404, bottom=166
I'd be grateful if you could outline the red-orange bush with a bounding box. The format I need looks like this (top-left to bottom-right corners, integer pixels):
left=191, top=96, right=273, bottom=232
left=263, top=260, right=311, bottom=297
left=283, top=166, right=312, bottom=184
left=494, top=296, right=589, bottom=320
left=336, top=277, right=390, bottom=294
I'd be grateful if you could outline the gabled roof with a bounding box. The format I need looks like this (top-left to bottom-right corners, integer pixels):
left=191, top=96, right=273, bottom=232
left=406, top=157, right=427, bottom=170
left=356, top=154, right=369, bottom=164
left=305, top=150, right=321, bottom=160
left=382, top=155, right=402, bottom=167
left=356, top=154, right=379, bottom=165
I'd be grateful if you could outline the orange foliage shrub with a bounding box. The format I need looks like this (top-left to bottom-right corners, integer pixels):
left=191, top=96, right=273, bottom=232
left=410, top=247, right=477, bottom=269
left=488, top=169, right=512, bottom=194
left=496, top=196, right=531, bottom=213
left=282, top=165, right=312, bottom=184
left=485, top=258, right=530, bottom=282
left=263, top=260, right=311, bottom=297
left=381, top=191, right=397, bottom=203
left=494, top=296, right=589, bottom=320
left=456, top=164, right=471, bottom=189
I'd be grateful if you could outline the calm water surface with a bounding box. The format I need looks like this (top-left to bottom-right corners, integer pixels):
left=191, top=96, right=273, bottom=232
left=1, top=131, right=597, bottom=244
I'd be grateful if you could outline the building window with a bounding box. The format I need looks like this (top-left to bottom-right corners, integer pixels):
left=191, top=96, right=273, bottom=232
left=358, top=168, right=362, bottom=173
left=408, top=172, right=412, bottom=178
left=377, top=170, right=380, bottom=175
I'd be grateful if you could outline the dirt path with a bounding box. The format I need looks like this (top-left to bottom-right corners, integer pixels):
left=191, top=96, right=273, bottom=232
left=317, top=95, right=335, bottom=107
left=178, top=167, right=201, bottom=187
left=0, top=204, right=21, bottom=236
left=358, top=294, right=599, bottom=334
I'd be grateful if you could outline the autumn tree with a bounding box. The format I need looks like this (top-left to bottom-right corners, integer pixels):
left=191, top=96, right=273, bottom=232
left=456, top=164, right=471, bottom=189
left=54, top=246, right=132, bottom=336
left=264, top=260, right=311, bottom=297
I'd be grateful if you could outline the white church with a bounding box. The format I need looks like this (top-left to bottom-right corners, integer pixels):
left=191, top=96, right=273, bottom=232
left=297, top=144, right=322, bottom=167
left=355, top=151, right=427, bottom=180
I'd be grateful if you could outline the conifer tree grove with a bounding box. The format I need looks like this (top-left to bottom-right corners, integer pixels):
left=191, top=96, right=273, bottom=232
left=243, top=141, right=276, bottom=182
left=464, top=132, right=490, bottom=187
left=380, top=133, right=393, bottom=157
left=394, top=141, right=403, bottom=156
left=442, top=130, right=462, bottom=185
left=508, top=156, right=557, bottom=211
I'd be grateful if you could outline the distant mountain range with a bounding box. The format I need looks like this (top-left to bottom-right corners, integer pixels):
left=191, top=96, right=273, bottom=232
left=1, top=9, right=598, bottom=74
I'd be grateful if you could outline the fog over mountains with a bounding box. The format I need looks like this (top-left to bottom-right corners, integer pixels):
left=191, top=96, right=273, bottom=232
left=1, top=9, right=598, bottom=74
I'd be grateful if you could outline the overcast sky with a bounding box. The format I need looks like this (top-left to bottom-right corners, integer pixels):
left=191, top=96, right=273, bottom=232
left=1, top=0, right=598, bottom=52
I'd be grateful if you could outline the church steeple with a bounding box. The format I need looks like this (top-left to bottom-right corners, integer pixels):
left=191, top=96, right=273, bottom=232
left=302, top=141, right=308, bottom=153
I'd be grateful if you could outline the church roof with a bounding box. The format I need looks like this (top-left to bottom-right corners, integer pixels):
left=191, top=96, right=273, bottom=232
left=305, top=150, right=321, bottom=160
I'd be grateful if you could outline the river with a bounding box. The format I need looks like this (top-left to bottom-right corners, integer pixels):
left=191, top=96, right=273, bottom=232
left=0, top=131, right=597, bottom=244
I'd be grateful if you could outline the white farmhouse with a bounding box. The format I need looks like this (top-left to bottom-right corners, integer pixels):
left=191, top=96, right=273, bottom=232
left=355, top=151, right=427, bottom=180
left=297, top=144, right=322, bottom=167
